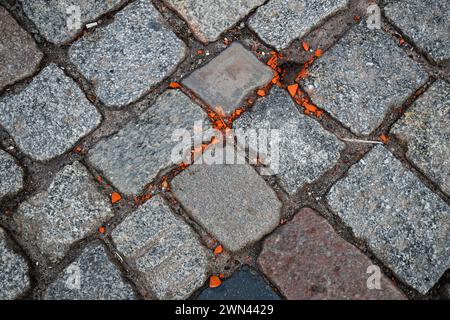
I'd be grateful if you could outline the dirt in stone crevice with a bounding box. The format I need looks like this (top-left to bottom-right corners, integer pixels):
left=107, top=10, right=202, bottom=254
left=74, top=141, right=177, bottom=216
left=0, top=0, right=449, bottom=300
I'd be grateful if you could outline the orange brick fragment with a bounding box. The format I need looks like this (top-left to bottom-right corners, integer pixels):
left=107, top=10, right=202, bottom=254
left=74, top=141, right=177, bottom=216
left=379, top=134, right=390, bottom=144
left=214, top=245, right=223, bottom=255
left=111, top=192, right=122, bottom=204
left=302, top=41, right=310, bottom=52
left=209, top=275, right=222, bottom=288
left=287, top=84, right=299, bottom=97
left=169, top=82, right=181, bottom=89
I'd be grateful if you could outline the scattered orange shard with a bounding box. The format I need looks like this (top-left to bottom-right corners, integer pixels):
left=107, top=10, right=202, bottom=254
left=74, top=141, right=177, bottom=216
left=257, top=89, right=266, bottom=97
left=111, top=192, right=122, bottom=204
left=209, top=275, right=222, bottom=288
left=214, top=245, right=223, bottom=255
left=74, top=146, right=82, bottom=153
left=287, top=84, right=299, bottom=97
left=98, top=226, right=106, bottom=234
left=302, top=41, right=310, bottom=52
left=314, top=49, right=322, bottom=57
left=219, top=273, right=225, bottom=279
left=169, top=82, right=181, bottom=89
left=379, top=134, right=390, bottom=144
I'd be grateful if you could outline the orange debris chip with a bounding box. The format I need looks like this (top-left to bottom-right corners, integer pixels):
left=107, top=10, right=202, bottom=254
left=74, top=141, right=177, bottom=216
left=302, top=41, right=310, bottom=52
left=214, top=245, right=223, bottom=255
left=111, top=192, right=122, bottom=204
left=209, top=275, right=222, bottom=288
left=169, top=82, right=181, bottom=89
left=287, top=84, right=299, bottom=97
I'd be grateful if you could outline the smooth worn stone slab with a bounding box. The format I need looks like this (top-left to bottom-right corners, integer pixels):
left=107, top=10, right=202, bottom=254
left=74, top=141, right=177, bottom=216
left=0, top=228, right=30, bottom=300
left=301, top=22, right=428, bottom=135
left=235, top=87, right=344, bottom=195
left=164, top=0, right=265, bottom=43
left=0, top=64, right=101, bottom=161
left=70, top=0, right=186, bottom=107
left=112, top=195, right=209, bottom=300
left=182, top=42, right=273, bottom=115
left=14, top=162, right=114, bottom=263
left=258, top=208, right=406, bottom=300
left=89, top=90, right=208, bottom=195
left=171, top=161, right=282, bottom=252
left=20, top=0, right=125, bottom=45
left=384, top=0, right=450, bottom=62
left=248, top=0, right=350, bottom=50
left=0, top=150, right=24, bottom=200
left=44, top=243, right=135, bottom=300
left=393, top=80, right=450, bottom=195
left=0, top=7, right=42, bottom=90
left=198, top=266, right=281, bottom=300
left=327, top=146, right=450, bottom=294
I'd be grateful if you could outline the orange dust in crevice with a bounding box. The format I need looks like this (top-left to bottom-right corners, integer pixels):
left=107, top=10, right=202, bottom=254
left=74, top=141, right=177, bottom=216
left=379, top=133, right=390, bottom=144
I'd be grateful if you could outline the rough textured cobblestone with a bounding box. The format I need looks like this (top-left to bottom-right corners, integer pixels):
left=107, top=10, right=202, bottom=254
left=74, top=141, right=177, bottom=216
left=258, top=208, right=406, bottom=299
left=14, top=162, right=114, bottom=263
left=0, top=227, right=30, bottom=300
left=164, top=0, right=265, bottom=43
left=235, top=87, right=344, bottom=195
left=0, top=64, right=101, bottom=161
left=393, top=80, right=450, bottom=195
left=172, top=158, right=282, bottom=252
left=327, top=146, right=450, bottom=294
left=0, top=150, right=23, bottom=200
left=112, top=195, right=209, bottom=300
left=89, top=90, right=208, bottom=195
left=198, top=266, right=281, bottom=300
left=44, top=243, right=135, bottom=300
left=301, top=22, right=428, bottom=135
left=182, top=42, right=273, bottom=115
left=384, top=0, right=450, bottom=62
left=70, top=0, right=186, bottom=107
left=20, top=0, right=125, bottom=45
left=0, top=6, right=42, bottom=90
left=248, top=0, right=350, bottom=49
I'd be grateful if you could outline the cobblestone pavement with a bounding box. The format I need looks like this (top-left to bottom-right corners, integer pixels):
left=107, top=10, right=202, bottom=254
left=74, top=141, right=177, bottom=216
left=0, top=0, right=449, bottom=300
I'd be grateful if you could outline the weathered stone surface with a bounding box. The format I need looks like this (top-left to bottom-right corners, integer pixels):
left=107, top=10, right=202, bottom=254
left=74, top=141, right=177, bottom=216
left=198, top=266, right=281, bottom=300
left=0, top=228, right=30, bottom=300
left=89, top=90, right=209, bottom=195
left=384, top=0, right=450, bottom=62
left=14, top=162, right=114, bottom=263
left=235, top=87, right=344, bottom=194
left=171, top=159, right=282, bottom=252
left=0, top=150, right=23, bottom=200
left=182, top=42, right=273, bottom=115
left=258, top=208, right=406, bottom=300
left=112, top=195, right=209, bottom=300
left=301, top=22, right=428, bottom=135
left=164, top=0, right=265, bottom=43
left=0, top=7, right=42, bottom=90
left=0, top=64, right=101, bottom=161
left=327, top=146, right=450, bottom=294
left=44, top=243, right=135, bottom=300
left=393, top=80, right=450, bottom=195
left=69, top=1, right=186, bottom=107
left=248, top=0, right=349, bottom=50
left=20, top=0, right=125, bottom=45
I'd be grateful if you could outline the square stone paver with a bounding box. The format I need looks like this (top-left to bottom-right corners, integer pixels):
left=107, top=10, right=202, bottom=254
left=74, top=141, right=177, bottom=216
left=43, top=243, right=135, bottom=300
left=234, top=86, right=345, bottom=195
left=0, top=64, right=101, bottom=161
left=14, top=162, right=114, bottom=263
left=300, top=22, right=428, bottom=135
left=69, top=0, right=186, bottom=107
left=0, top=150, right=24, bottom=200
left=0, top=6, right=42, bottom=90
left=19, top=0, right=125, bottom=45
left=393, top=80, right=450, bottom=195
left=89, top=90, right=210, bottom=195
left=384, top=0, right=450, bottom=62
left=327, top=145, right=450, bottom=294
left=248, top=0, right=350, bottom=50
left=258, top=208, right=406, bottom=299
left=0, top=227, right=30, bottom=300
left=112, top=195, right=210, bottom=300
left=163, top=0, right=265, bottom=43
left=182, top=42, right=274, bottom=115
left=198, top=266, right=281, bottom=300
left=171, top=158, right=282, bottom=252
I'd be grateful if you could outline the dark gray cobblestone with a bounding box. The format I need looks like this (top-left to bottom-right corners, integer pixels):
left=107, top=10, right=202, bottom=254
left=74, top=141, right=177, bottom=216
left=0, top=149, right=23, bottom=200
